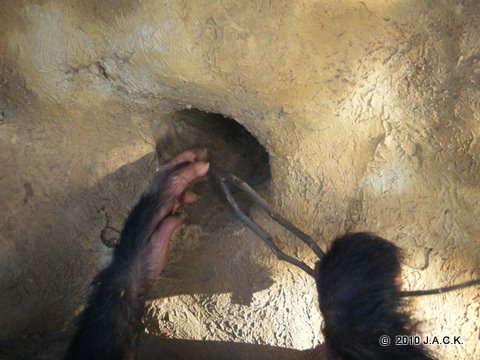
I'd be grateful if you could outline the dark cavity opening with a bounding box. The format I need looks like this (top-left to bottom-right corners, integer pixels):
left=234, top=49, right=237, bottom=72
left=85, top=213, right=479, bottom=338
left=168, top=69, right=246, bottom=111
left=157, top=109, right=271, bottom=231
left=148, top=109, right=274, bottom=308
left=156, top=108, right=271, bottom=230
left=159, top=109, right=270, bottom=186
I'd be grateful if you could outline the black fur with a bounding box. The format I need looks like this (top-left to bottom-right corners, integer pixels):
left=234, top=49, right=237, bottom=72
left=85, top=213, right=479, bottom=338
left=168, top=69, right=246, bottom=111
left=64, top=189, right=166, bottom=360
left=64, top=157, right=207, bottom=359
left=316, top=233, right=436, bottom=360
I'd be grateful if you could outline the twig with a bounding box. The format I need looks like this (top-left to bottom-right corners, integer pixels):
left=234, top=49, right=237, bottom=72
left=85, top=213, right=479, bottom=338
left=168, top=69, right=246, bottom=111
left=401, top=278, right=480, bottom=297
left=218, top=176, right=315, bottom=277
left=215, top=167, right=325, bottom=259
left=213, top=167, right=480, bottom=296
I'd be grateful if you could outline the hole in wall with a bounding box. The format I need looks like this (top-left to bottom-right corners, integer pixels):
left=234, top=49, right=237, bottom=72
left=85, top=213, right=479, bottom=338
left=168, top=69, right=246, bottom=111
left=159, top=108, right=270, bottom=190
left=151, top=109, right=274, bottom=303
left=101, top=109, right=272, bottom=248
left=157, top=108, right=271, bottom=228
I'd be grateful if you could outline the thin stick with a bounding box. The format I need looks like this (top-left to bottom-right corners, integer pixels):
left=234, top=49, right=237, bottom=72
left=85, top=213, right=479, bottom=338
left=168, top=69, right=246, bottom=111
left=213, top=167, right=480, bottom=296
left=216, top=168, right=325, bottom=259
left=219, top=178, right=315, bottom=277
left=401, top=278, right=480, bottom=297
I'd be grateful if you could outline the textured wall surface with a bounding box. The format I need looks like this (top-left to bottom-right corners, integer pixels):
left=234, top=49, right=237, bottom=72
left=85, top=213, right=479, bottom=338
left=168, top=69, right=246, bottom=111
left=1, top=0, right=479, bottom=359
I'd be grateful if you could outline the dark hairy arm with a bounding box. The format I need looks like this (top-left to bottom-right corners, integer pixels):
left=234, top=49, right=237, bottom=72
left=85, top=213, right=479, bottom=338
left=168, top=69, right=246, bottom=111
left=65, top=148, right=209, bottom=360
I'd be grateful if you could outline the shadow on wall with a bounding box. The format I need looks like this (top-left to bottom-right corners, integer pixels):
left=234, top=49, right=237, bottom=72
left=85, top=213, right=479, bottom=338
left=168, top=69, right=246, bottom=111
left=137, top=335, right=326, bottom=360
left=0, top=334, right=326, bottom=360
left=0, top=103, right=282, bottom=359
left=0, top=151, right=298, bottom=359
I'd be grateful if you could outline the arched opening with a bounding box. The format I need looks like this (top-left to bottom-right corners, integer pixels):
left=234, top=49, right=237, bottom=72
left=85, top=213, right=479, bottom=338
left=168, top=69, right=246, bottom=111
left=146, top=109, right=274, bottom=303
left=157, top=108, right=271, bottom=195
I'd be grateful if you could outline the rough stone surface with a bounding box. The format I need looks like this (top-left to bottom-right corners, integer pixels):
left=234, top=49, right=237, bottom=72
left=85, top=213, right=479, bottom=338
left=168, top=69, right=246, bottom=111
left=1, top=1, right=479, bottom=359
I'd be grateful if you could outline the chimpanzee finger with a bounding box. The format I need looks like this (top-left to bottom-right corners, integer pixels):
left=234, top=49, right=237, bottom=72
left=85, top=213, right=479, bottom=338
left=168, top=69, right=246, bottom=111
left=151, top=148, right=208, bottom=194
left=167, top=161, right=210, bottom=197
left=151, top=215, right=182, bottom=249
left=166, top=147, right=208, bottom=168
left=171, top=190, right=197, bottom=214
left=192, top=174, right=209, bottom=184
left=180, top=190, right=197, bottom=204
left=147, top=215, right=183, bottom=281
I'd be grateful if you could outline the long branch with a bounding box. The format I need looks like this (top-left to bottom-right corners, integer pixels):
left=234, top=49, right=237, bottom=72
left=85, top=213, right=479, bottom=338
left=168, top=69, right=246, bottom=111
left=219, top=179, right=315, bottom=277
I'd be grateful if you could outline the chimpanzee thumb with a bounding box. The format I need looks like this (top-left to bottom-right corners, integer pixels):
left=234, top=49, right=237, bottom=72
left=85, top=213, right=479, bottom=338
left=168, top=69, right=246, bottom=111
left=147, top=215, right=183, bottom=281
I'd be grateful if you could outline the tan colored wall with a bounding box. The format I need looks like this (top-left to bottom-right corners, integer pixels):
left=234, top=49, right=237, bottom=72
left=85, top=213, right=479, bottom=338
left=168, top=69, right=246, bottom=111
left=1, top=0, right=479, bottom=358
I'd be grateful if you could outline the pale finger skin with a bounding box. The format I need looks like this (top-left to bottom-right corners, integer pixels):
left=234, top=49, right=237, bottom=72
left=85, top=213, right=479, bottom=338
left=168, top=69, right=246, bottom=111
left=172, top=190, right=198, bottom=214
left=167, top=161, right=210, bottom=197
left=147, top=215, right=183, bottom=281
left=181, top=189, right=198, bottom=204
left=166, top=147, right=208, bottom=168
left=151, top=147, right=208, bottom=193
left=152, top=161, right=209, bottom=224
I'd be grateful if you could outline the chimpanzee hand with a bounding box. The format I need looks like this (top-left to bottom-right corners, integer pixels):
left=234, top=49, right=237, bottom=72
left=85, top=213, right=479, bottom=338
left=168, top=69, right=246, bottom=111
left=115, top=147, right=209, bottom=293
left=65, top=148, right=209, bottom=360
left=139, top=147, right=209, bottom=284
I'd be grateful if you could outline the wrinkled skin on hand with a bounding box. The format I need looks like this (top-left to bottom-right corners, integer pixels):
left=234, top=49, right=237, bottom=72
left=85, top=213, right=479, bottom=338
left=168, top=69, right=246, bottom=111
left=120, top=148, right=209, bottom=287
left=65, top=148, right=209, bottom=360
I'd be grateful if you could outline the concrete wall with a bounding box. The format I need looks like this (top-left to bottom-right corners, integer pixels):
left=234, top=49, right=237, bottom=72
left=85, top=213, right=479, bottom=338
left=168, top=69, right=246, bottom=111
left=0, top=0, right=479, bottom=358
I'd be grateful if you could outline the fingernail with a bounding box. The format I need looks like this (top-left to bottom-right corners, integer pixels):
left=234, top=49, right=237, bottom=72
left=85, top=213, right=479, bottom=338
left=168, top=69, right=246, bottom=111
left=194, top=163, right=210, bottom=178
